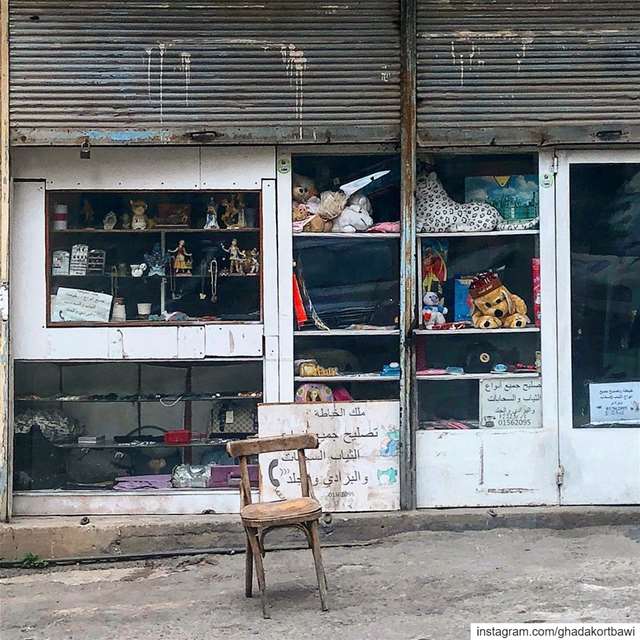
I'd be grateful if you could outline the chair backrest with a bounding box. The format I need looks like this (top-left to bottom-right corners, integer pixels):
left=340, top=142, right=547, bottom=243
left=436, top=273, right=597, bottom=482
left=226, top=434, right=319, bottom=506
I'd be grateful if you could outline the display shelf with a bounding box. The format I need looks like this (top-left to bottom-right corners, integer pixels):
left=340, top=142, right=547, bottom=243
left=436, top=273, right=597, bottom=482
left=293, top=232, right=400, bottom=239
left=294, top=374, right=399, bottom=382
left=294, top=329, right=399, bottom=336
left=416, top=372, right=540, bottom=381
left=52, top=228, right=259, bottom=234
left=54, top=435, right=253, bottom=449
left=16, top=392, right=262, bottom=403
left=417, top=229, right=538, bottom=238
left=414, top=327, right=540, bottom=336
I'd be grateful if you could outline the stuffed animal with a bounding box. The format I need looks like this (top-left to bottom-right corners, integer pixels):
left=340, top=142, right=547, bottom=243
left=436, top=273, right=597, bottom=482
left=130, top=199, right=149, bottom=231
left=332, top=194, right=374, bottom=233
left=469, top=272, right=530, bottom=329
left=416, top=172, right=539, bottom=233
left=292, top=173, right=319, bottom=204
left=422, top=291, right=448, bottom=328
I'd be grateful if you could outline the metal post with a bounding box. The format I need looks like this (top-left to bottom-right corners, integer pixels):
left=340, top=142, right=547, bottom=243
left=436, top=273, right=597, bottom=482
left=399, top=0, right=417, bottom=510
left=0, top=0, right=11, bottom=521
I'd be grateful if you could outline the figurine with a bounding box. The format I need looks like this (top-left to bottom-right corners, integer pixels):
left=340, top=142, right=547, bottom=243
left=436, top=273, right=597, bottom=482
left=121, top=212, right=131, bottom=229
left=169, top=239, right=193, bottom=276
left=221, top=196, right=240, bottom=228
left=242, top=248, right=259, bottom=275
left=103, top=211, right=117, bottom=230
left=81, top=199, right=95, bottom=228
left=130, top=199, right=149, bottom=231
left=144, top=243, right=170, bottom=277
left=236, top=193, right=247, bottom=228
left=220, top=239, right=245, bottom=274
left=203, top=197, right=220, bottom=230
left=130, top=263, right=147, bottom=278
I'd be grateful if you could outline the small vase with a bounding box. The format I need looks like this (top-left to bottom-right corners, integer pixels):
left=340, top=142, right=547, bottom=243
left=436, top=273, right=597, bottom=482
left=111, top=297, right=126, bottom=322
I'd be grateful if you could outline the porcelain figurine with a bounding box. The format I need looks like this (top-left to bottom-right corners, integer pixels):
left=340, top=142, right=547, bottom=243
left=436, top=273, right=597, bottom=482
left=243, top=247, right=259, bottom=275
left=144, top=243, right=170, bottom=277
left=130, top=199, right=149, bottom=230
left=103, top=211, right=118, bottom=230
left=169, top=239, right=193, bottom=276
left=203, top=197, right=220, bottom=230
left=130, top=263, right=147, bottom=278
left=221, top=196, right=240, bottom=228
left=82, top=199, right=95, bottom=228
left=220, top=239, right=245, bottom=274
left=121, top=212, right=131, bottom=229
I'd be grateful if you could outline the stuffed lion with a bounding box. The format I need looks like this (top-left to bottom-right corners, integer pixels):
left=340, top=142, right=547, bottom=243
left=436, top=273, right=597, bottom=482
left=469, top=272, right=530, bottom=329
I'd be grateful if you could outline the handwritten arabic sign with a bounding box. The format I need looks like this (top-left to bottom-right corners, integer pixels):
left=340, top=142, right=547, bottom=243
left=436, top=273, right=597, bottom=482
left=52, top=287, right=112, bottom=323
left=589, top=381, right=640, bottom=425
left=479, top=377, right=542, bottom=429
left=258, top=401, right=400, bottom=512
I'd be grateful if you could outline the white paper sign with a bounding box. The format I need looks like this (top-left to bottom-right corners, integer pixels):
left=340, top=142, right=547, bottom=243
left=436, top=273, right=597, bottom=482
left=258, top=401, right=400, bottom=512
left=589, top=381, right=640, bottom=425
left=479, top=377, right=542, bottom=429
left=52, top=287, right=113, bottom=323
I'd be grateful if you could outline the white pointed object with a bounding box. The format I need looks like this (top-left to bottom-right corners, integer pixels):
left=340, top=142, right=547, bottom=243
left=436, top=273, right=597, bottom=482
left=339, top=170, right=390, bottom=198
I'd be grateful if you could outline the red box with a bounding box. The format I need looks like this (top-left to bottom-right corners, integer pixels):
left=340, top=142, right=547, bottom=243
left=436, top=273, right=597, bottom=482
left=164, top=430, right=191, bottom=444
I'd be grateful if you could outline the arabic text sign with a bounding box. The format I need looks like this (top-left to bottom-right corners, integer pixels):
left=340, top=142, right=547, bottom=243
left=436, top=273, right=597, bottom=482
left=589, top=381, right=640, bottom=425
left=258, top=401, right=400, bottom=512
left=52, top=287, right=112, bottom=323
left=479, top=377, right=542, bottom=429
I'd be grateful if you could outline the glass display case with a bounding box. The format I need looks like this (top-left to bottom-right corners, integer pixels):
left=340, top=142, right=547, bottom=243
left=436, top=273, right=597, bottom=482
left=415, top=154, right=542, bottom=431
left=46, top=190, right=262, bottom=325
left=13, top=360, right=262, bottom=491
left=289, top=154, right=401, bottom=403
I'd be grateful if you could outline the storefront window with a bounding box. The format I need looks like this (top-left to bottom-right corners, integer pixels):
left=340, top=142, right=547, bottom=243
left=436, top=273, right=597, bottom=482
left=571, top=163, right=640, bottom=428
left=47, top=191, right=262, bottom=325
left=290, top=154, right=401, bottom=403
left=416, top=154, right=542, bottom=431
left=13, top=361, right=261, bottom=491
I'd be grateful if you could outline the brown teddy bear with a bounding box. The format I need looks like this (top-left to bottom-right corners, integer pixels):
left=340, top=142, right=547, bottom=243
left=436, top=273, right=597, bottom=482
left=469, top=272, right=530, bottom=329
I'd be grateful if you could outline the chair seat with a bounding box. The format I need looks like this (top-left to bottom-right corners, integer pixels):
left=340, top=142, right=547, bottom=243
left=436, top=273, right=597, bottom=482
left=241, top=497, right=322, bottom=528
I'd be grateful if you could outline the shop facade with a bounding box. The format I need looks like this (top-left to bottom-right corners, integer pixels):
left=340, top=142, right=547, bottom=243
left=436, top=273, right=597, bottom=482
left=2, top=0, right=640, bottom=519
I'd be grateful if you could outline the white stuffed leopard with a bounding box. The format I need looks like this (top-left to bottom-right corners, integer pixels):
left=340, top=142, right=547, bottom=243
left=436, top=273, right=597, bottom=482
left=416, top=172, right=539, bottom=233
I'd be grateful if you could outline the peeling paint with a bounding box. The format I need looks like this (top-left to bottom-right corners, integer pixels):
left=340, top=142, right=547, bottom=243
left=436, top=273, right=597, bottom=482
left=280, top=44, right=307, bottom=140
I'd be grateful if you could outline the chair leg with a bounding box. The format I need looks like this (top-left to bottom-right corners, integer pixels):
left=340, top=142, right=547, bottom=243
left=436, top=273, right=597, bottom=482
left=309, top=520, right=329, bottom=611
left=246, top=528, right=270, bottom=619
left=244, top=533, right=253, bottom=598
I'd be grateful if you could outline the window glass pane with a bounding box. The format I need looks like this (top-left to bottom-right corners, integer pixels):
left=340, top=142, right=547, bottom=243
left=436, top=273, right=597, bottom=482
left=571, top=163, right=640, bottom=428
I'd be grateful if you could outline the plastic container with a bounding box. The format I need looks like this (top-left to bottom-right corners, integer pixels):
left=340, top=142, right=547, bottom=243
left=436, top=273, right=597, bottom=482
left=164, top=429, right=191, bottom=444
left=53, top=204, right=68, bottom=230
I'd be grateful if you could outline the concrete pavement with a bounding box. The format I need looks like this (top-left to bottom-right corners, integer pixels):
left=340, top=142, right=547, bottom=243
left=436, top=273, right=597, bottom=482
left=2, top=525, right=639, bottom=640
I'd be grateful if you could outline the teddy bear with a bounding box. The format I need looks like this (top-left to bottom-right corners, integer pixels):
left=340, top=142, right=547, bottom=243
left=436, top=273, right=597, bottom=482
left=469, top=271, right=530, bottom=329
left=292, top=174, right=320, bottom=222
left=332, top=195, right=374, bottom=233
left=422, top=291, right=448, bottom=328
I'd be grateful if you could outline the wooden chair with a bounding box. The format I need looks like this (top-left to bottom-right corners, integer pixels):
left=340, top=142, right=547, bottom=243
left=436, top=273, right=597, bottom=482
left=226, top=434, right=328, bottom=619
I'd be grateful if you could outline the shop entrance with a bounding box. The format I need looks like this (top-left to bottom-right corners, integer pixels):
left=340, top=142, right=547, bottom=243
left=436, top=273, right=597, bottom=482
left=556, top=151, right=640, bottom=504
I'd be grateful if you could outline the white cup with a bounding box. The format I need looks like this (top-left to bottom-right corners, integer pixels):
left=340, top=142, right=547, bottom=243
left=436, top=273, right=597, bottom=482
left=137, top=303, right=152, bottom=317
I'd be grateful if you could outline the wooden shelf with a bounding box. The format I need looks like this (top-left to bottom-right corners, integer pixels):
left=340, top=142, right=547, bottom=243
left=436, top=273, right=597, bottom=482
left=16, top=393, right=262, bottom=403
left=293, top=232, right=400, bottom=239
left=416, top=372, right=540, bottom=381
left=54, top=436, right=253, bottom=449
left=417, top=229, right=538, bottom=238
left=52, top=228, right=260, bottom=234
left=294, top=374, right=399, bottom=382
left=414, top=327, right=540, bottom=336
left=294, top=329, right=399, bottom=336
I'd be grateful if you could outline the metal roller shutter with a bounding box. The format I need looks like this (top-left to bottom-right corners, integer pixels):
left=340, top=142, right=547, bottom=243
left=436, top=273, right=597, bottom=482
left=10, top=0, right=400, bottom=145
left=417, top=0, right=640, bottom=146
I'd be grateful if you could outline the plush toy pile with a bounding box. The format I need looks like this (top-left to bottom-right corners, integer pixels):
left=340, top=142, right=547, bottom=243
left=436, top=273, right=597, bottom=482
left=468, top=271, right=530, bottom=329
left=292, top=173, right=374, bottom=233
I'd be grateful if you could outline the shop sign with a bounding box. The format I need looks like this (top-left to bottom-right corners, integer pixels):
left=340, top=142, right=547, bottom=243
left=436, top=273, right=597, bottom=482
left=479, top=377, right=542, bottom=429
left=52, top=287, right=113, bottom=323
left=589, top=381, right=640, bottom=425
left=258, top=401, right=400, bottom=512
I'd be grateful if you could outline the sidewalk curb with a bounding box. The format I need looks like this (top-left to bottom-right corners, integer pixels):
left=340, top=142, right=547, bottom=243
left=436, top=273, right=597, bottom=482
left=1, top=506, right=639, bottom=562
